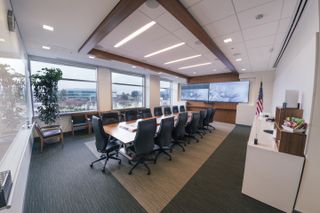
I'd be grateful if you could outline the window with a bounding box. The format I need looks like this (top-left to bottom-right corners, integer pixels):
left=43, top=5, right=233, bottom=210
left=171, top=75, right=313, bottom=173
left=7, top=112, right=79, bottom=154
left=111, top=72, right=144, bottom=109
left=160, top=80, right=171, bottom=106
left=30, top=61, right=97, bottom=114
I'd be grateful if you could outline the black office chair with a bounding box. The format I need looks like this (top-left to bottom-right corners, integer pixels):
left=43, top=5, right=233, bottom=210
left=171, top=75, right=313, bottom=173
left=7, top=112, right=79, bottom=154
left=204, top=108, right=213, bottom=133
left=154, top=106, right=163, bottom=116
left=180, top=105, right=186, bottom=112
left=100, top=112, right=119, bottom=125
left=125, top=110, right=138, bottom=121
left=171, top=112, right=188, bottom=152
left=90, top=116, right=121, bottom=172
left=186, top=112, right=200, bottom=143
left=164, top=106, right=172, bottom=115
left=154, top=117, right=174, bottom=164
left=125, top=118, right=157, bottom=175
left=142, top=108, right=153, bottom=118
left=172, top=105, right=179, bottom=114
left=197, top=110, right=207, bottom=137
left=209, top=108, right=216, bottom=130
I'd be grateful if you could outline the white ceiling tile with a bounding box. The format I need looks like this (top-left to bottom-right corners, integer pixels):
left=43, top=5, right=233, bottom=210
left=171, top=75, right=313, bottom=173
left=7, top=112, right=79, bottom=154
left=277, top=17, right=291, bottom=33
left=245, top=35, right=275, bottom=49
left=237, top=0, right=282, bottom=29
left=138, top=3, right=166, bottom=19
left=232, top=0, right=274, bottom=12
left=204, top=15, right=240, bottom=37
left=281, top=0, right=298, bottom=18
left=179, top=0, right=203, bottom=8
left=242, top=21, right=278, bottom=40
left=156, top=12, right=184, bottom=32
left=187, top=0, right=234, bottom=26
left=247, top=46, right=272, bottom=71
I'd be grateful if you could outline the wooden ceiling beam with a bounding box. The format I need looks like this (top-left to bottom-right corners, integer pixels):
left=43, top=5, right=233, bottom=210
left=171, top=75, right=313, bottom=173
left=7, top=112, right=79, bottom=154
left=89, top=48, right=188, bottom=79
left=78, top=0, right=146, bottom=54
left=157, top=0, right=238, bottom=73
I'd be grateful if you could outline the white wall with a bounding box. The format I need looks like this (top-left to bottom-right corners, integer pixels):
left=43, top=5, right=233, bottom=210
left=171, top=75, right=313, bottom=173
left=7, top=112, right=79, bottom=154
left=146, top=75, right=160, bottom=111
left=270, top=0, right=320, bottom=212
left=236, top=71, right=274, bottom=126
left=272, top=0, right=319, bottom=123
left=97, top=67, right=112, bottom=111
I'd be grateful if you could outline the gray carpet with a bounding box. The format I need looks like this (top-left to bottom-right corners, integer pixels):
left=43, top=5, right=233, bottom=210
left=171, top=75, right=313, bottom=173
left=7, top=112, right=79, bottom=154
left=23, top=133, right=146, bottom=213
left=161, top=125, right=282, bottom=213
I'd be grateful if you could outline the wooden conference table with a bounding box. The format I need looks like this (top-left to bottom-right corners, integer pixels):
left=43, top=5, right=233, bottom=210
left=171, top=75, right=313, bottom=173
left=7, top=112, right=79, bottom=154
left=103, top=112, right=193, bottom=144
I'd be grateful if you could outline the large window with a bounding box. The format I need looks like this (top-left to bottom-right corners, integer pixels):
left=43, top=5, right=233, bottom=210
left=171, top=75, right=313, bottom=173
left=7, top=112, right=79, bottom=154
left=160, top=80, right=171, bottom=106
left=30, top=61, right=97, bottom=114
left=111, top=72, right=144, bottom=109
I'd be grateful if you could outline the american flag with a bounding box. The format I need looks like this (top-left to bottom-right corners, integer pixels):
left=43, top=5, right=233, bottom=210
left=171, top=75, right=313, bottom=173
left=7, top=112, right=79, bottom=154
left=256, top=82, right=263, bottom=115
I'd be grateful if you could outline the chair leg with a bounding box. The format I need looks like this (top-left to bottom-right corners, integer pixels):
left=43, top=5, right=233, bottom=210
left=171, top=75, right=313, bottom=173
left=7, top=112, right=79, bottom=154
left=109, top=156, right=122, bottom=165
left=143, top=162, right=151, bottom=175
left=128, top=160, right=141, bottom=175
left=90, top=155, right=107, bottom=167
left=40, top=138, right=44, bottom=152
left=154, top=150, right=172, bottom=164
left=102, top=157, right=109, bottom=173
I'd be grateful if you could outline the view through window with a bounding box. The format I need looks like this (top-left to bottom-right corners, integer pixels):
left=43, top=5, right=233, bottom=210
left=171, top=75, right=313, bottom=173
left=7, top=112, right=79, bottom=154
left=30, top=61, right=97, bottom=114
left=160, top=80, right=171, bottom=106
left=112, top=72, right=144, bottom=109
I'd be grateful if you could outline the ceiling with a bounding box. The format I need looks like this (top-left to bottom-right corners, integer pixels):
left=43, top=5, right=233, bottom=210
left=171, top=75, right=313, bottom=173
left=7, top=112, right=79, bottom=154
left=11, top=0, right=299, bottom=78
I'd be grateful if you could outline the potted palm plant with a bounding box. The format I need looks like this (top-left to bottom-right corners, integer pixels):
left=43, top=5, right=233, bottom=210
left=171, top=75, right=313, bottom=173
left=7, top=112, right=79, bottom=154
left=31, top=68, right=63, bottom=124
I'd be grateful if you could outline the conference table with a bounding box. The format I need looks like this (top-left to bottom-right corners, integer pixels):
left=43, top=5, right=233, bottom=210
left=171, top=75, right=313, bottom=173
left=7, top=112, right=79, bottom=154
left=103, top=112, right=193, bottom=144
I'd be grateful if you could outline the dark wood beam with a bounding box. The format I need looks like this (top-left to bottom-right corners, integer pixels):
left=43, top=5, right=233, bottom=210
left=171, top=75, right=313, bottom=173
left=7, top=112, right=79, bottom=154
left=78, top=0, right=146, bottom=54
left=90, top=48, right=188, bottom=79
left=157, top=0, right=238, bottom=73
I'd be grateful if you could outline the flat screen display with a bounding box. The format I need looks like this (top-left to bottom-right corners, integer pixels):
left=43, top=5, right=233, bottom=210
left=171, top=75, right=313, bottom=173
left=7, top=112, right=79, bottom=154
left=209, top=81, right=249, bottom=103
left=181, top=83, right=209, bottom=101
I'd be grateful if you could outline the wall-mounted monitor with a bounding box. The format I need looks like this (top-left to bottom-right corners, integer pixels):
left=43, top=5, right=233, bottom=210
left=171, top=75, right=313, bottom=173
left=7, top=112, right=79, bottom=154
left=181, top=83, right=209, bottom=101
left=209, top=81, right=250, bottom=103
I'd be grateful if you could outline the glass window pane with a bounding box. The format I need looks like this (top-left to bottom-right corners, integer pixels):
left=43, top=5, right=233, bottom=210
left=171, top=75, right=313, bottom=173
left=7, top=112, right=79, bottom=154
left=58, top=80, right=97, bottom=113
left=160, top=88, right=171, bottom=106
left=112, top=84, right=144, bottom=109
left=112, top=72, right=143, bottom=86
left=30, top=61, right=96, bottom=81
left=160, top=80, right=170, bottom=88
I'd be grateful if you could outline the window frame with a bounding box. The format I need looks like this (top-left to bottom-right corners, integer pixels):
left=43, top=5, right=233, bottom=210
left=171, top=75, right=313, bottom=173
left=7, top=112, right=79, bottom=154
left=111, top=70, right=146, bottom=110
left=29, top=58, right=98, bottom=116
left=160, top=79, right=172, bottom=106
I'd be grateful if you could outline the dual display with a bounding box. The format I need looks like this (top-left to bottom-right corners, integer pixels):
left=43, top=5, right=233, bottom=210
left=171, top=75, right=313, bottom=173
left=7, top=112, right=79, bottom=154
left=181, top=81, right=250, bottom=103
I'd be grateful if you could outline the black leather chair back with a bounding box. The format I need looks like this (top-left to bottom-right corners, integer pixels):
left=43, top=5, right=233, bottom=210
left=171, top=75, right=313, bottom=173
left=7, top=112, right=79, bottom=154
left=125, top=110, right=138, bottom=121
left=72, top=114, right=87, bottom=124
left=199, top=110, right=206, bottom=128
left=101, top=112, right=119, bottom=125
left=204, top=108, right=212, bottom=126
left=209, top=109, right=216, bottom=123
left=92, top=116, right=108, bottom=152
left=180, top=105, right=186, bottom=112
left=133, top=118, right=157, bottom=155
left=155, top=117, right=174, bottom=148
left=142, top=108, right=152, bottom=118
left=164, top=106, right=172, bottom=115
left=172, top=112, right=188, bottom=139
left=188, top=112, right=200, bottom=134
left=154, top=107, right=163, bottom=116
left=172, top=106, right=179, bottom=113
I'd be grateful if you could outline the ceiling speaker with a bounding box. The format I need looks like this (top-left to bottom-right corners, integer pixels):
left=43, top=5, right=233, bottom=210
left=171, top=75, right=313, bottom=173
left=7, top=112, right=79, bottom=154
left=145, top=0, right=159, bottom=9
left=7, top=10, right=15, bottom=32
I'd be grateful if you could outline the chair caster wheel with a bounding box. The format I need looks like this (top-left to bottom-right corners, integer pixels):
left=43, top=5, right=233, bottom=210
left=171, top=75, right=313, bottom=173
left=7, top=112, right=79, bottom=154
left=169, top=158, right=172, bottom=161
left=118, top=160, right=121, bottom=165
left=147, top=172, right=151, bottom=175
left=90, top=164, right=93, bottom=168
left=154, top=160, right=157, bottom=164
left=102, top=169, right=105, bottom=173
left=128, top=171, right=132, bottom=175
left=182, top=149, right=185, bottom=152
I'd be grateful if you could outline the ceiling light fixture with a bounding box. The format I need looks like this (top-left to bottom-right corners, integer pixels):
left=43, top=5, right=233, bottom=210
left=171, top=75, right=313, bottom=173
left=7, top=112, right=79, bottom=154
left=132, top=65, right=137, bottom=68
left=178, top=62, right=212, bottom=70
left=42, top=25, right=54, bottom=31
left=193, top=72, right=197, bottom=74
left=158, top=72, right=162, bottom=74
left=164, top=54, right=201, bottom=65
left=236, top=58, right=242, bottom=62
left=241, top=68, right=246, bottom=71
left=0, top=38, right=5, bottom=42
left=144, top=42, right=185, bottom=58
left=224, top=38, right=232, bottom=43
left=88, top=55, right=95, bottom=59
left=42, top=45, right=51, bottom=50
left=114, top=21, right=156, bottom=48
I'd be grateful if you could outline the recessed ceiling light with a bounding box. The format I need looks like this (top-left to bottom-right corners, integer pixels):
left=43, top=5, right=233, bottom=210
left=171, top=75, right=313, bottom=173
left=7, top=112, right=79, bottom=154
left=224, top=38, right=232, bottom=43
left=42, top=25, right=54, bottom=31
left=175, top=77, right=178, bottom=78
left=213, top=69, right=217, bottom=71
left=114, top=21, right=156, bottom=48
left=193, top=72, right=197, bottom=74
left=236, top=58, right=242, bottom=62
left=132, top=65, right=137, bottom=68
left=158, top=72, right=162, bottom=74
left=88, top=55, right=95, bottom=59
left=144, top=42, right=185, bottom=58
left=164, top=54, right=201, bottom=65
left=241, top=68, right=246, bottom=71
left=42, top=45, right=51, bottom=50
left=178, top=62, right=212, bottom=70
left=0, top=38, right=5, bottom=42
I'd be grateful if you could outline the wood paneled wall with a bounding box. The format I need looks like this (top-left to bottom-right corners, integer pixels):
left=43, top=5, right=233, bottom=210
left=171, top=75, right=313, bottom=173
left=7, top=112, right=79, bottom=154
left=187, top=73, right=239, bottom=124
